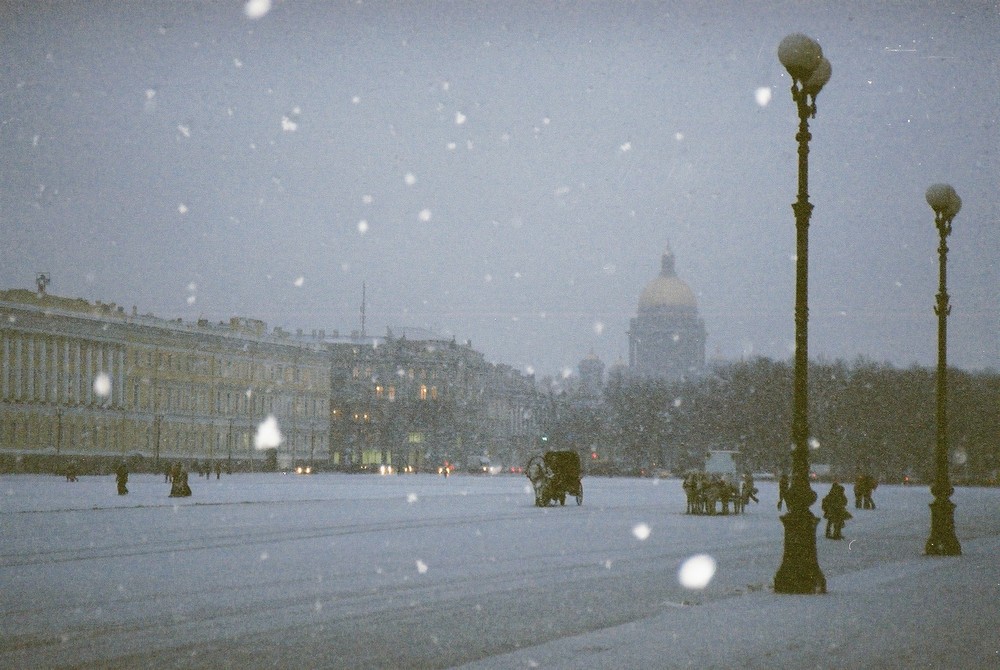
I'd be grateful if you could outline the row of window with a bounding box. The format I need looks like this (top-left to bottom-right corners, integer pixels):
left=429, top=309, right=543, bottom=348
left=372, top=384, right=439, bottom=401
left=2, top=329, right=328, bottom=420
left=1, top=333, right=125, bottom=406
left=136, top=349, right=321, bottom=389
left=129, top=383, right=328, bottom=420
left=0, top=410, right=327, bottom=457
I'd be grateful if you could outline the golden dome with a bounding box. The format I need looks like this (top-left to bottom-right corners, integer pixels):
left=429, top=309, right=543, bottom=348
left=638, top=248, right=697, bottom=310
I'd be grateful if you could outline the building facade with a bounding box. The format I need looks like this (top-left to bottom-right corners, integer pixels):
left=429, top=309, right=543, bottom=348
left=1, top=289, right=549, bottom=474
left=328, top=328, right=548, bottom=473
left=0, top=289, right=329, bottom=473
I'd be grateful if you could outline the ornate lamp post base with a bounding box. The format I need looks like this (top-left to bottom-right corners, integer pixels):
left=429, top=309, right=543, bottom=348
left=774, top=507, right=827, bottom=594
left=925, top=496, right=961, bottom=556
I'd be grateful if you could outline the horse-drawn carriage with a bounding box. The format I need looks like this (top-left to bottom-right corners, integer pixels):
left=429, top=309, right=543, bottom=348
left=526, top=450, right=583, bottom=507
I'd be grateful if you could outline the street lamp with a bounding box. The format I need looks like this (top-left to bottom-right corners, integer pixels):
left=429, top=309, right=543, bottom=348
left=924, top=183, right=962, bottom=556
left=773, top=33, right=831, bottom=595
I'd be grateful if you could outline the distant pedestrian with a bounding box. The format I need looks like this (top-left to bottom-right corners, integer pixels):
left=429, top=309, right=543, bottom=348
left=214, top=460, right=222, bottom=480
left=862, top=475, right=877, bottom=510
left=741, top=473, right=759, bottom=506
left=65, top=461, right=78, bottom=482
left=777, top=473, right=789, bottom=510
left=853, top=473, right=878, bottom=510
left=115, top=462, right=129, bottom=495
left=821, top=481, right=851, bottom=539
left=169, top=462, right=191, bottom=497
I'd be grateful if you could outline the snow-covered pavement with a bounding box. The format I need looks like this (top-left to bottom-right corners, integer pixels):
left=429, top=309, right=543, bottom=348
left=1, top=473, right=997, bottom=669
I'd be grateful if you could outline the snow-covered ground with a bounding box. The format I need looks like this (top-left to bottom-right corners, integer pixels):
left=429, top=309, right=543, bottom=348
left=1, top=472, right=997, bottom=669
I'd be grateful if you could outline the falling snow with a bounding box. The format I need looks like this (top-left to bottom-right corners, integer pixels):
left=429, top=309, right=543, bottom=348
left=92, top=372, right=112, bottom=398
left=253, top=415, right=283, bottom=449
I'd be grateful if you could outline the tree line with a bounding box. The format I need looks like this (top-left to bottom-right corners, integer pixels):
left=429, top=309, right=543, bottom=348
left=547, top=357, right=999, bottom=485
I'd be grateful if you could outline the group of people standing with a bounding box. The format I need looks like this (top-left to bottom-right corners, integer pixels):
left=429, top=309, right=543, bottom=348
left=775, top=471, right=878, bottom=540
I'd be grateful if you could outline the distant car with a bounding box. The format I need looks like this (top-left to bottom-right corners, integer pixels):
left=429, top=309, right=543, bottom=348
left=294, top=464, right=313, bottom=474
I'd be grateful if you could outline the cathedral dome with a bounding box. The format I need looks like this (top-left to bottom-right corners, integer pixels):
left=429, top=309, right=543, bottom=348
left=638, top=248, right=697, bottom=310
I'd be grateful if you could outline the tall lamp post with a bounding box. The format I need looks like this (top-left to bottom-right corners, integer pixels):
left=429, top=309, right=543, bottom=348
left=924, top=183, right=962, bottom=556
left=773, top=33, right=832, bottom=594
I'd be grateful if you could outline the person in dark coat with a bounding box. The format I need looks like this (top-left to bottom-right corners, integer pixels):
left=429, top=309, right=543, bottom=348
left=169, top=462, right=191, bottom=497
left=776, top=473, right=789, bottom=510
left=115, top=462, right=129, bottom=495
left=214, top=460, right=222, bottom=480
left=66, top=461, right=78, bottom=482
left=862, top=474, right=877, bottom=509
left=821, top=481, right=852, bottom=539
left=742, top=473, right=759, bottom=505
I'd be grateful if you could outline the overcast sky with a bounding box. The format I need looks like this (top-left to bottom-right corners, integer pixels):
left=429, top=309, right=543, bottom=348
left=2, top=1, right=997, bottom=378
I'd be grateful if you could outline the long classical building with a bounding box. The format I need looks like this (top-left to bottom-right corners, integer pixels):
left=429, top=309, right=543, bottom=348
left=0, top=288, right=549, bottom=474
left=0, top=289, right=330, bottom=473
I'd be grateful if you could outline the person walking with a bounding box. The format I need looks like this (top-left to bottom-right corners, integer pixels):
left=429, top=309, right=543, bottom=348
left=821, top=481, right=852, bottom=539
left=853, top=474, right=865, bottom=509
left=862, top=474, right=877, bottom=509
left=115, top=461, right=129, bottom=495
left=776, top=472, right=789, bottom=510
left=742, top=473, right=759, bottom=505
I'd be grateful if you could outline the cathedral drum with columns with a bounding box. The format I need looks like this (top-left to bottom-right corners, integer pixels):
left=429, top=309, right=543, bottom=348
left=627, top=247, right=706, bottom=381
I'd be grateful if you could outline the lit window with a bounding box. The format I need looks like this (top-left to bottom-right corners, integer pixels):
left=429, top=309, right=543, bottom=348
left=420, top=385, right=427, bottom=400
left=430, top=386, right=438, bottom=400
left=375, top=385, right=383, bottom=398
left=388, top=386, right=396, bottom=401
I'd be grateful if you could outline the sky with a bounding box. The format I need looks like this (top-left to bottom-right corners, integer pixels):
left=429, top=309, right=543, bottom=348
left=2, top=473, right=999, bottom=667
left=2, top=1, right=998, bottom=379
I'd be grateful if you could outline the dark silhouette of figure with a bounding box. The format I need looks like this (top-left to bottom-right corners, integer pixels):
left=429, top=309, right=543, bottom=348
left=822, top=481, right=852, bottom=539
left=777, top=473, right=789, bottom=510
left=65, top=461, right=78, bottom=482
left=115, top=462, right=129, bottom=495
left=169, top=462, right=192, bottom=497
left=741, top=473, right=759, bottom=507
left=853, top=473, right=878, bottom=510
left=215, top=460, right=222, bottom=480
left=718, top=476, right=732, bottom=515
left=862, top=475, right=877, bottom=509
